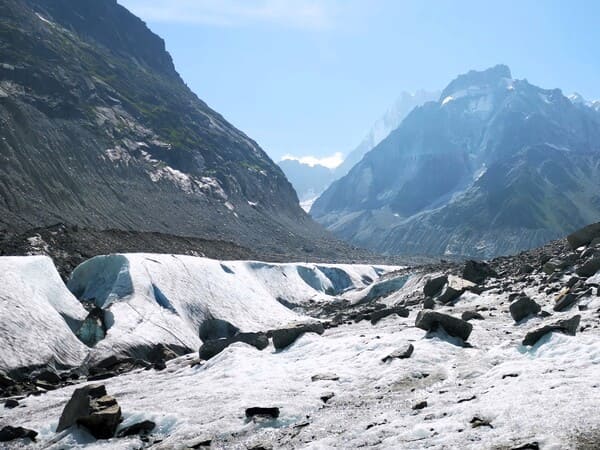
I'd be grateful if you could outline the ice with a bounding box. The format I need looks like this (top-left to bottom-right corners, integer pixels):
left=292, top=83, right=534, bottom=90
left=0, top=256, right=87, bottom=374
left=66, top=254, right=393, bottom=363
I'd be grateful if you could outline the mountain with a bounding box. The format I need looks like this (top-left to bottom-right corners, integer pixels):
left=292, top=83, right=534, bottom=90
left=0, top=0, right=357, bottom=259
left=333, top=90, right=440, bottom=178
left=311, top=65, right=600, bottom=258
left=278, top=159, right=335, bottom=211
left=278, top=91, right=438, bottom=212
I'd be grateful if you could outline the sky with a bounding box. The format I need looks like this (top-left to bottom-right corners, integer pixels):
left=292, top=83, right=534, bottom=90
left=119, top=0, right=600, bottom=166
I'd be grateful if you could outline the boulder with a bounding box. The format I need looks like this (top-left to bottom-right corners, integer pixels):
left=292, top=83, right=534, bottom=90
left=509, top=296, right=541, bottom=322
left=576, top=257, right=600, bottom=278
left=462, top=260, right=498, bottom=284
left=553, top=288, right=578, bottom=312
left=0, top=426, right=37, bottom=442
left=423, top=275, right=447, bottom=297
left=567, top=222, right=600, bottom=249
left=518, top=264, right=534, bottom=275
left=0, top=372, right=14, bottom=389
left=415, top=311, right=473, bottom=341
left=436, top=276, right=475, bottom=304
left=35, top=370, right=61, bottom=386
left=245, top=407, right=280, bottom=419
left=56, top=384, right=122, bottom=439
left=199, top=318, right=239, bottom=342
left=320, top=392, right=335, bottom=403
left=542, top=259, right=569, bottom=275
left=4, top=399, right=19, bottom=409
left=423, top=297, right=435, bottom=309
left=522, top=315, right=581, bottom=346
left=461, top=311, right=485, bottom=321
left=271, top=323, right=324, bottom=350
left=382, top=344, right=414, bottom=362
left=370, top=306, right=409, bottom=325
left=199, top=332, right=269, bottom=360
left=117, top=420, right=156, bottom=438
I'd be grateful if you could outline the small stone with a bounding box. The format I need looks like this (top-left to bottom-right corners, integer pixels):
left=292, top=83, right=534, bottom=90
left=382, top=344, right=414, bottom=362
left=461, top=311, right=484, bottom=321
left=470, top=417, right=493, bottom=428
left=553, top=288, right=578, bottom=312
left=412, top=401, right=427, bottom=410
left=311, top=373, right=339, bottom=382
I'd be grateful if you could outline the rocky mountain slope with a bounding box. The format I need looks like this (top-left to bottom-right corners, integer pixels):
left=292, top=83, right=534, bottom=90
left=0, top=0, right=356, bottom=259
left=1, top=223, right=600, bottom=448
left=311, top=65, right=600, bottom=258
left=277, top=159, right=336, bottom=210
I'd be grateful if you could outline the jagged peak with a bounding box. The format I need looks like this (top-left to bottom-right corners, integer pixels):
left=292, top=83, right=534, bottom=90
left=440, top=64, right=512, bottom=100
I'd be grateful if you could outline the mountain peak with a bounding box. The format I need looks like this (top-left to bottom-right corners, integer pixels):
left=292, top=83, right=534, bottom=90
left=440, top=64, right=512, bottom=100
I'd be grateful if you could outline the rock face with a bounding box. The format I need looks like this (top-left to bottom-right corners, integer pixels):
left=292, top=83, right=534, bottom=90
left=522, top=315, right=581, bottom=346
left=415, top=311, right=473, bottom=341
left=271, top=323, right=325, bottom=350
left=0, top=0, right=352, bottom=261
left=311, top=65, right=600, bottom=258
left=199, top=332, right=269, bottom=360
left=57, top=384, right=122, bottom=439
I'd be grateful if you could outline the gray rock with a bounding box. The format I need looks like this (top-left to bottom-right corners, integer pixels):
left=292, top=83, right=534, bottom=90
left=415, top=311, right=473, bottom=341
left=311, top=373, right=339, bottom=382
left=462, top=260, right=497, bottom=284
left=271, top=323, right=324, bottom=350
left=56, top=384, right=122, bottom=439
left=461, top=311, right=485, bottom=321
left=0, top=426, right=37, bottom=442
left=509, top=296, right=541, bottom=322
left=437, top=276, right=475, bottom=304
left=576, top=257, right=600, bottom=278
left=553, top=289, right=578, bottom=312
left=423, top=275, right=447, bottom=297
left=522, top=315, right=581, bottom=346
left=199, top=318, right=239, bottom=342
left=116, top=420, right=155, bottom=438
left=542, top=258, right=569, bottom=275
left=370, top=306, right=409, bottom=325
left=567, top=222, right=600, bottom=249
left=423, top=297, right=435, bottom=309
left=199, top=332, right=269, bottom=360
left=382, top=344, right=414, bottom=362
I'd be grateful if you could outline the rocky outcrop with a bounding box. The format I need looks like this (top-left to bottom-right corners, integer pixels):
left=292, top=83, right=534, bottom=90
left=57, top=384, right=122, bottom=439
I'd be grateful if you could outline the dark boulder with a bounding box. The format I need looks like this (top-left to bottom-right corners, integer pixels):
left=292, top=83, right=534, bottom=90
left=320, top=392, right=335, bottom=403
left=423, top=297, right=435, bottom=309
left=462, top=260, right=497, bottom=284
left=567, top=222, right=600, bottom=249
left=522, top=315, right=581, bottom=346
left=576, top=257, right=600, bottom=278
left=117, top=420, right=156, bottom=438
left=412, top=401, right=428, bottom=410
left=509, top=296, right=541, bottom=322
left=0, top=372, right=14, bottom=389
left=35, top=370, right=61, bottom=386
left=4, top=399, right=19, bottom=409
left=199, top=318, right=239, bottom=341
left=0, top=426, right=37, bottom=442
left=415, top=311, right=473, bottom=341
left=271, top=323, right=324, bottom=350
left=56, top=384, right=122, bottom=439
left=199, top=332, right=268, bottom=360
left=423, top=275, right=447, bottom=297
left=370, top=306, right=409, bottom=325
left=245, top=407, right=280, bottom=419
left=382, top=344, right=414, bottom=362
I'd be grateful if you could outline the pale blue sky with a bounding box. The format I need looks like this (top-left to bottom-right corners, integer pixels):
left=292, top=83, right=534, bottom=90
left=119, top=0, right=600, bottom=164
